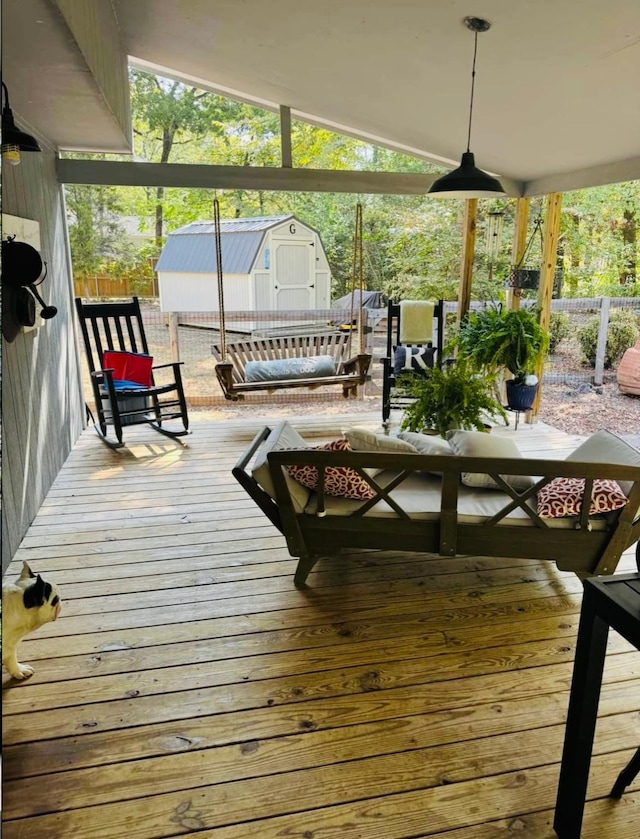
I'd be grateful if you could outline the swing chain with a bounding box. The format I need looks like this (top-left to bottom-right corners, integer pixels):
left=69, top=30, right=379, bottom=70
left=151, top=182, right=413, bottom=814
left=347, top=203, right=366, bottom=357
left=214, top=198, right=227, bottom=361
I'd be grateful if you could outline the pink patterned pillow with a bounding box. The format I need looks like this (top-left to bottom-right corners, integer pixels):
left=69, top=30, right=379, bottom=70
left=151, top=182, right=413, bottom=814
left=537, top=477, right=627, bottom=518
left=286, top=439, right=375, bottom=500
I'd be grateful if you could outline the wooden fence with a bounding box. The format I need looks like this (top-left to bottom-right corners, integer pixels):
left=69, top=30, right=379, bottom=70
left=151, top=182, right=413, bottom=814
left=73, top=276, right=156, bottom=299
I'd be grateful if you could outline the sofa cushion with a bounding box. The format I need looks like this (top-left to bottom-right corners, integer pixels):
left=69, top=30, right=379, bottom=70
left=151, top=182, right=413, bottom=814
left=446, top=430, right=535, bottom=492
left=286, top=439, right=376, bottom=500
left=345, top=427, right=418, bottom=453
left=303, top=470, right=608, bottom=531
left=537, top=477, right=628, bottom=518
left=398, top=431, right=452, bottom=476
left=398, top=431, right=451, bottom=455
left=252, top=421, right=311, bottom=513
left=566, top=429, right=640, bottom=496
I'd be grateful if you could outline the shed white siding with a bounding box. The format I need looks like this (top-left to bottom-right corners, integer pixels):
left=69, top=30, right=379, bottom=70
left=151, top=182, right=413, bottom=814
left=159, top=273, right=250, bottom=312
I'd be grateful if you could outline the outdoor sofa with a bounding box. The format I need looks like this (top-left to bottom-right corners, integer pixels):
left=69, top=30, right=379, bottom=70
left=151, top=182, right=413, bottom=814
left=234, top=422, right=640, bottom=587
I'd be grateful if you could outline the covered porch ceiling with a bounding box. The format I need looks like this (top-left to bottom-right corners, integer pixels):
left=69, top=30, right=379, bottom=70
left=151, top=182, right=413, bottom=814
left=4, top=0, right=640, bottom=196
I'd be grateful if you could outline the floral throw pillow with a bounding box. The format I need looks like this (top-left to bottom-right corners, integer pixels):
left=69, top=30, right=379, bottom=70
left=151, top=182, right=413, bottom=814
left=537, top=477, right=628, bottom=518
left=285, top=439, right=375, bottom=500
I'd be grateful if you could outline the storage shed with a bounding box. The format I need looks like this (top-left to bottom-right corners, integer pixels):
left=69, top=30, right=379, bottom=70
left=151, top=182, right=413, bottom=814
left=156, top=215, right=331, bottom=315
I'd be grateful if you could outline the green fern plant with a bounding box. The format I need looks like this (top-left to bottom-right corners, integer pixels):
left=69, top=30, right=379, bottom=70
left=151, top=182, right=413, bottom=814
left=398, top=360, right=507, bottom=438
left=456, top=305, right=549, bottom=383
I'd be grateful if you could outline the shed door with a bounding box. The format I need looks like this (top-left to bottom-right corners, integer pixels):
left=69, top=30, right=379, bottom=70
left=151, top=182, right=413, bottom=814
left=272, top=238, right=315, bottom=310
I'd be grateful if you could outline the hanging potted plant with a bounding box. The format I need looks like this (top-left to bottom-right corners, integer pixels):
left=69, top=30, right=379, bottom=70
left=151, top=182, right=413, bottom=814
left=398, top=359, right=507, bottom=438
left=456, top=305, right=549, bottom=411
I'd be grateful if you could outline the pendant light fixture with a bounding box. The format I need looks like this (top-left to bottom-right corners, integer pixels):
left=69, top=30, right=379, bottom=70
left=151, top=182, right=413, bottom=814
left=428, top=17, right=505, bottom=198
left=1, top=82, right=41, bottom=166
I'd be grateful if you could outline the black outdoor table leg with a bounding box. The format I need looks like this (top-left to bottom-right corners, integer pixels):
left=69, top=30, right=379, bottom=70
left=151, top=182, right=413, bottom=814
left=609, top=746, right=640, bottom=799
left=553, top=584, right=610, bottom=839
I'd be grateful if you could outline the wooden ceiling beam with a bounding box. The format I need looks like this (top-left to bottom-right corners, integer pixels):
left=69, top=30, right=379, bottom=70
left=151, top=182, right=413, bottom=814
left=56, top=158, right=523, bottom=197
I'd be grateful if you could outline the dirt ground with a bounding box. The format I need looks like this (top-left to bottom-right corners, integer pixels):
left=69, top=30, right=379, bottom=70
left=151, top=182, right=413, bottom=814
left=536, top=380, right=640, bottom=437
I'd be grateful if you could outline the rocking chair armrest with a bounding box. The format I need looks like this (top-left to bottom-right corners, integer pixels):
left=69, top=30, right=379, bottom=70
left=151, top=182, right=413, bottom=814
left=91, top=368, right=115, bottom=380
left=152, top=361, right=185, bottom=371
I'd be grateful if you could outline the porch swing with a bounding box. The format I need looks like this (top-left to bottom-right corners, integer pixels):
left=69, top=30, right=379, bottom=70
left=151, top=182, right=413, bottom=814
left=212, top=200, right=372, bottom=400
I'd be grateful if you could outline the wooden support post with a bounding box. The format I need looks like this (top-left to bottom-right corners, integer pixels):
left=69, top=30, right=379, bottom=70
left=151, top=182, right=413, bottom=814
left=457, top=199, right=477, bottom=327
left=507, top=197, right=530, bottom=311
left=280, top=105, right=292, bottom=169
left=531, top=192, right=562, bottom=418
left=594, top=296, right=611, bottom=386
left=168, top=312, right=180, bottom=363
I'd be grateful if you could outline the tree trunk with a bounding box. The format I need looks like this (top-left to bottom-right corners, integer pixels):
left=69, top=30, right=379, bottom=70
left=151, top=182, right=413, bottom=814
left=155, top=125, right=177, bottom=248
left=619, top=208, right=637, bottom=285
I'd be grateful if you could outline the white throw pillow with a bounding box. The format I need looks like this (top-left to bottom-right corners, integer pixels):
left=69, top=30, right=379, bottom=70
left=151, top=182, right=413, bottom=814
left=252, top=421, right=311, bottom=512
left=446, top=430, right=535, bottom=492
left=566, top=429, right=640, bottom=496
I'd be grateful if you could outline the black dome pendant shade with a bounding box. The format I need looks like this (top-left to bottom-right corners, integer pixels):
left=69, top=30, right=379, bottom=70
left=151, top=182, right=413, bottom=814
left=429, top=151, right=505, bottom=198
left=1, top=82, right=41, bottom=163
left=429, top=18, right=505, bottom=199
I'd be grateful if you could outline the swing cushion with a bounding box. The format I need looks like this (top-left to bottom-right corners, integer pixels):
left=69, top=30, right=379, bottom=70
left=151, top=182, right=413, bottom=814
left=245, top=354, right=337, bottom=383
left=393, top=345, right=436, bottom=376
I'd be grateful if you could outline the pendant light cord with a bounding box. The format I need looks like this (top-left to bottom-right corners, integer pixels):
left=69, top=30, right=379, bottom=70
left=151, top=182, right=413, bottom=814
left=466, top=32, right=478, bottom=153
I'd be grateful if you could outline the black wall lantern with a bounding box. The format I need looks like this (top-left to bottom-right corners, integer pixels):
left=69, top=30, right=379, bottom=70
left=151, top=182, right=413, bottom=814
left=1, top=81, right=41, bottom=166
left=2, top=236, right=57, bottom=343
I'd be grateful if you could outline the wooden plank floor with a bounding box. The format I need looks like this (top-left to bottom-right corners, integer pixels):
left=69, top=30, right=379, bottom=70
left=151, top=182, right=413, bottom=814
left=2, top=414, right=639, bottom=838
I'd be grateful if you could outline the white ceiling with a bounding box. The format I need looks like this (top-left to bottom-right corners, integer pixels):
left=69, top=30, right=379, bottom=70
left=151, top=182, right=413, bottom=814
left=4, top=0, right=640, bottom=193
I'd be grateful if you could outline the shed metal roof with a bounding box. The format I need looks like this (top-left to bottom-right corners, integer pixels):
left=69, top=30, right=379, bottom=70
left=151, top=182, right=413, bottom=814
left=172, top=216, right=295, bottom=235
left=156, top=215, right=318, bottom=274
left=156, top=231, right=264, bottom=274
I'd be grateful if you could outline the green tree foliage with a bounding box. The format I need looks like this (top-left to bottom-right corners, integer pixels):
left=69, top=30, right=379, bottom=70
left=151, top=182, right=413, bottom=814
left=66, top=180, right=134, bottom=282
left=128, top=70, right=240, bottom=244
left=65, top=68, right=639, bottom=305
left=560, top=182, right=640, bottom=295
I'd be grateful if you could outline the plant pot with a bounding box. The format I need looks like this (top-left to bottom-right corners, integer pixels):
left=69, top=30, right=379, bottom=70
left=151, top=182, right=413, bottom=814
left=511, top=268, right=540, bottom=290
left=506, top=380, right=538, bottom=411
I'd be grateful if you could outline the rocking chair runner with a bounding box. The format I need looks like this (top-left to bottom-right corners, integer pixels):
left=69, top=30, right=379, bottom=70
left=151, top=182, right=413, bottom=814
left=212, top=200, right=372, bottom=400
left=75, top=297, right=189, bottom=448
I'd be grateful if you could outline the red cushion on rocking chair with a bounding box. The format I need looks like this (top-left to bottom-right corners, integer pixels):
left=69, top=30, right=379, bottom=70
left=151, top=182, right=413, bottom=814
left=102, top=351, right=154, bottom=387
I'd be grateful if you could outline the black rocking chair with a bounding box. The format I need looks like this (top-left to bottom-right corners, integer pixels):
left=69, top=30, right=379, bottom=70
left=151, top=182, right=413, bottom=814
left=75, top=297, right=190, bottom=449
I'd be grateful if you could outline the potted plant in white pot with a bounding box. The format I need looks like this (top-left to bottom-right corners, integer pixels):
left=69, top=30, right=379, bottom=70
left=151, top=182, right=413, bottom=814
left=456, top=305, right=549, bottom=411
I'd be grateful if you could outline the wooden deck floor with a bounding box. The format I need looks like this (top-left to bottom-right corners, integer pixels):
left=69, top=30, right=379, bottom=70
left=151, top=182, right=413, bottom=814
left=2, top=414, right=639, bottom=838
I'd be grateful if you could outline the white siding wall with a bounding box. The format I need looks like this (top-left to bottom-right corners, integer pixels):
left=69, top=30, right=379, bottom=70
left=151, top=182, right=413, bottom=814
left=2, top=137, right=84, bottom=573
left=158, top=273, right=250, bottom=312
